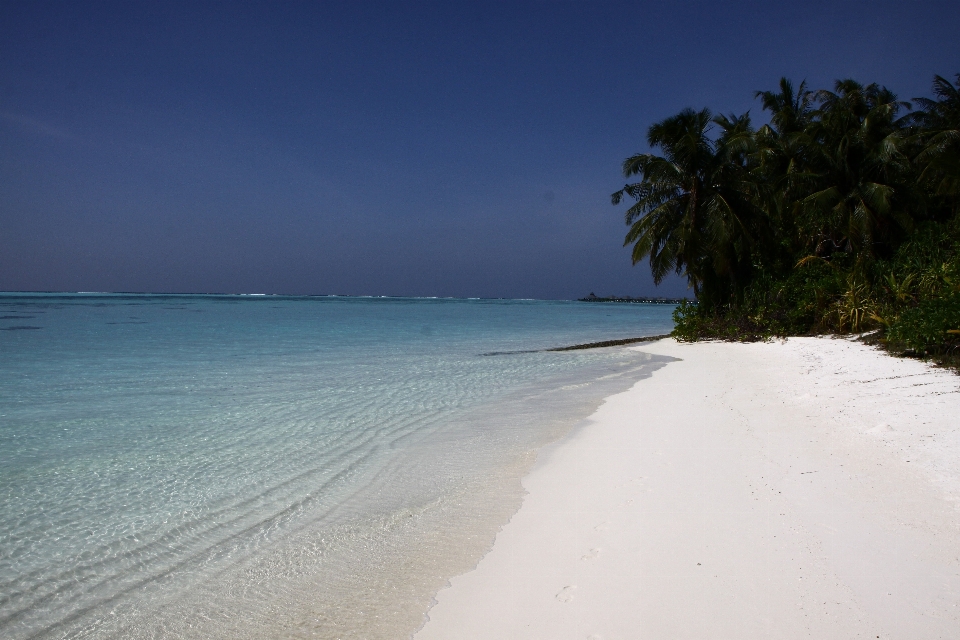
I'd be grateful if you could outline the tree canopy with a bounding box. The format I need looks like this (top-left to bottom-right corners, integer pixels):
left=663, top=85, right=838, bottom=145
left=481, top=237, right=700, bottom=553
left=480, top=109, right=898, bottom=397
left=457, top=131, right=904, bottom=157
left=613, top=74, right=960, bottom=365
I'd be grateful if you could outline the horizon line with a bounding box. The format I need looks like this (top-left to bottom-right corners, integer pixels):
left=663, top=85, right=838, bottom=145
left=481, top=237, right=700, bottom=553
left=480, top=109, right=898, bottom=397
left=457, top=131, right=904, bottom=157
left=0, top=290, right=692, bottom=302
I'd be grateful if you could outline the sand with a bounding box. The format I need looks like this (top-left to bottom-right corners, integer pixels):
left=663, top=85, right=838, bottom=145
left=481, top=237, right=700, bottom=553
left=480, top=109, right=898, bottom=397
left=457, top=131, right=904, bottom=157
left=414, top=337, right=960, bottom=639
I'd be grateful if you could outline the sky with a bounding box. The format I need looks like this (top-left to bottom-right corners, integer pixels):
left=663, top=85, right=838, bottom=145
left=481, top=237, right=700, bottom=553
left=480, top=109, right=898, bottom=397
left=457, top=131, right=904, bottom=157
left=1, top=1, right=958, bottom=299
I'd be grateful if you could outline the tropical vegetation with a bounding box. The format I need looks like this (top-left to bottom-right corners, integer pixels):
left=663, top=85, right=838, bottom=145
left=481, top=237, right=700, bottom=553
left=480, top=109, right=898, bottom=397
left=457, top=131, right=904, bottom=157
left=612, top=74, right=960, bottom=367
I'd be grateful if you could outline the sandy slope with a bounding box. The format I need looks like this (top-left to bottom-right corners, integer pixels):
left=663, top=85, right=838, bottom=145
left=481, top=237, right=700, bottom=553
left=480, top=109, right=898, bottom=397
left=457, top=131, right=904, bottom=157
left=414, top=338, right=960, bottom=639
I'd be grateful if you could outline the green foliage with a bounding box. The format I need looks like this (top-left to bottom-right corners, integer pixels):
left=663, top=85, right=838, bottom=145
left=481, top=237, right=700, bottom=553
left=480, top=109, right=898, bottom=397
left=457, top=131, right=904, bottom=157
left=885, top=294, right=960, bottom=355
left=615, top=73, right=960, bottom=369
left=877, top=222, right=960, bottom=359
left=672, top=300, right=769, bottom=342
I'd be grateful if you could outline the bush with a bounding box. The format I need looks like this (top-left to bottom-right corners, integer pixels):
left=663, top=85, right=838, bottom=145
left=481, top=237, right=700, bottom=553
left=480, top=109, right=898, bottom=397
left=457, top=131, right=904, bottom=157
left=671, top=260, right=847, bottom=342
left=885, top=292, right=960, bottom=355
left=672, top=300, right=770, bottom=342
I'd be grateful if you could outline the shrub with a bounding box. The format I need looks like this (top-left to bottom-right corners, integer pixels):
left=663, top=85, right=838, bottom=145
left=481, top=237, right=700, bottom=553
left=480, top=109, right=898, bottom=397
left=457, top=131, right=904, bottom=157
left=885, top=292, right=960, bottom=355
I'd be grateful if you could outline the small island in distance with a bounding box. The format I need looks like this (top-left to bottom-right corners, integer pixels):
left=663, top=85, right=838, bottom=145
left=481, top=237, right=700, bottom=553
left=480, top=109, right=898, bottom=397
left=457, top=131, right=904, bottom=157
left=578, top=293, right=690, bottom=304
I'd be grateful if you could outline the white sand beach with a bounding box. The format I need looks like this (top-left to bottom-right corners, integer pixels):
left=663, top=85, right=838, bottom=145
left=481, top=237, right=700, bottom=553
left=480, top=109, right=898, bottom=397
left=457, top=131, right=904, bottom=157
left=415, top=338, right=960, bottom=639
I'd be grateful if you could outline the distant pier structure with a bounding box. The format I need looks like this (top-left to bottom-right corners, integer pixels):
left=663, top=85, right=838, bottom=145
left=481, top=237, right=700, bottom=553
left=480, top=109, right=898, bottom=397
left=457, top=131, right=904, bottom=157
left=578, top=292, right=690, bottom=304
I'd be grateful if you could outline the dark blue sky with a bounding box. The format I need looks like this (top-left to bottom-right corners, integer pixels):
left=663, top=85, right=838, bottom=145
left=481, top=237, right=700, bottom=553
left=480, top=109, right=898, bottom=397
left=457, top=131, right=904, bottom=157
left=2, top=1, right=958, bottom=298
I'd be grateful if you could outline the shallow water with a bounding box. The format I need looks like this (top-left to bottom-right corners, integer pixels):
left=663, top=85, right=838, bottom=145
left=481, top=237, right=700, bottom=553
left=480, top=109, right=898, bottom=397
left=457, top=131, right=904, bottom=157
left=0, top=294, right=674, bottom=639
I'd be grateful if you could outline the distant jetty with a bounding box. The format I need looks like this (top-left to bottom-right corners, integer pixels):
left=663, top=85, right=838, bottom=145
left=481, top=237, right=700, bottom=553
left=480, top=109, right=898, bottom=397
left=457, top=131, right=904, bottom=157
left=578, top=293, right=689, bottom=304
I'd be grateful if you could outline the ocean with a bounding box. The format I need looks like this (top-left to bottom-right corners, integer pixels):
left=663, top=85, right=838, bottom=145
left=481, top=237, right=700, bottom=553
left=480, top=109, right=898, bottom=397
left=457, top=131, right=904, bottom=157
left=0, top=294, right=674, bottom=639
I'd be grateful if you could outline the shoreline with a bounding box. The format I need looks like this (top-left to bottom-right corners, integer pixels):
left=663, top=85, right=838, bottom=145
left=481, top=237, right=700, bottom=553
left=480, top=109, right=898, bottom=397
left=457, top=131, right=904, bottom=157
left=415, top=337, right=960, bottom=638
left=482, top=333, right=672, bottom=356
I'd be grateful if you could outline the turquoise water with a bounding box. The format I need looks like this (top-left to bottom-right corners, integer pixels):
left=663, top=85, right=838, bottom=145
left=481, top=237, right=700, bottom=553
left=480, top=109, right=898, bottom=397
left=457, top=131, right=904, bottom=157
left=0, top=294, right=674, bottom=639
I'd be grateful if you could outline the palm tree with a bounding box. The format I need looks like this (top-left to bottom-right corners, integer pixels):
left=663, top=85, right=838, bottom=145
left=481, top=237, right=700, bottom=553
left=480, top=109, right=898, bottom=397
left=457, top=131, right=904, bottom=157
left=611, top=108, right=757, bottom=308
left=711, top=111, right=766, bottom=288
left=798, top=80, right=914, bottom=258
left=755, top=78, right=814, bottom=135
left=749, top=79, right=818, bottom=272
left=911, top=74, right=960, bottom=204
